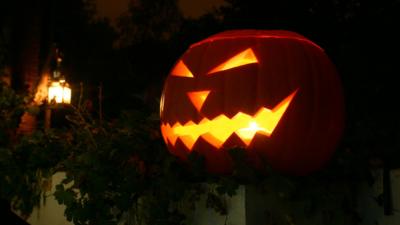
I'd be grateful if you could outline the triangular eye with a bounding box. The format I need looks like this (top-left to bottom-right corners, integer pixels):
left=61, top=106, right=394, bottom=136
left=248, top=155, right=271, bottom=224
left=187, top=90, right=210, bottom=112
left=208, top=48, right=258, bottom=74
left=171, top=60, right=194, bottom=78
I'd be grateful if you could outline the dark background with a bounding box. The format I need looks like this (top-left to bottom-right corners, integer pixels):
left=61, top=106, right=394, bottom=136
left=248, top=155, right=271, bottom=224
left=1, top=0, right=399, bottom=166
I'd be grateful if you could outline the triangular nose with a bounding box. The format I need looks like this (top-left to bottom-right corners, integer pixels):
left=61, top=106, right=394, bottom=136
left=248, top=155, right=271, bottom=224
left=187, top=90, right=211, bottom=112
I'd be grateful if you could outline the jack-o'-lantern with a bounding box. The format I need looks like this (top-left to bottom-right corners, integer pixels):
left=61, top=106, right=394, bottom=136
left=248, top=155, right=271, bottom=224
left=160, top=30, right=344, bottom=175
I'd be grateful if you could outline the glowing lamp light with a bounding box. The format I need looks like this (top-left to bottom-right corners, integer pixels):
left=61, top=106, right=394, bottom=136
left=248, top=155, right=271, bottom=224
left=48, top=81, right=71, bottom=104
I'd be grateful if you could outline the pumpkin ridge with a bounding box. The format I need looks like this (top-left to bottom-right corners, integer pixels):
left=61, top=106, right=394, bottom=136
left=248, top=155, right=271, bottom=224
left=190, top=30, right=322, bottom=51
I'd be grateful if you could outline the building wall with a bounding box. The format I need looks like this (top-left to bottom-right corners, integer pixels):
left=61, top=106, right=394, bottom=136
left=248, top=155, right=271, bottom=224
left=358, top=169, right=400, bottom=225
left=27, top=172, right=72, bottom=225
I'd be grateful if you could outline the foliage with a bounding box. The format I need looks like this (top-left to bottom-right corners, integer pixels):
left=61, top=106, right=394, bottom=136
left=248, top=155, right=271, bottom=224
left=52, top=106, right=195, bottom=225
left=0, top=84, right=366, bottom=225
left=0, top=82, right=24, bottom=138
left=45, top=100, right=363, bottom=225
left=0, top=82, right=67, bottom=216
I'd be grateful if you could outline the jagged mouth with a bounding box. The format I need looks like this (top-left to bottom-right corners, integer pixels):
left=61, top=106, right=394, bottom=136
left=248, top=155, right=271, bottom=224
left=161, top=90, right=297, bottom=150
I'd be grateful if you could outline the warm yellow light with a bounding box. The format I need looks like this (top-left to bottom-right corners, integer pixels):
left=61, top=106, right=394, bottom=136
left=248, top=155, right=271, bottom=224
left=208, top=48, right=258, bottom=74
left=236, top=121, right=267, bottom=146
left=171, top=60, right=194, bottom=77
left=161, top=90, right=297, bottom=150
left=63, top=85, right=71, bottom=104
left=48, top=81, right=71, bottom=104
left=187, top=90, right=211, bottom=112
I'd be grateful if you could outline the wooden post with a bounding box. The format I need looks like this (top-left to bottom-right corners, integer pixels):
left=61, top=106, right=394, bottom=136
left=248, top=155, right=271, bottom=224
left=44, top=105, right=52, bottom=130
left=99, top=83, right=103, bottom=124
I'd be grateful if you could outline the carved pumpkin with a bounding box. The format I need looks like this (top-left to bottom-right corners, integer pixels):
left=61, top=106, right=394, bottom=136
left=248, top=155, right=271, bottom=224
left=160, top=30, right=344, bottom=175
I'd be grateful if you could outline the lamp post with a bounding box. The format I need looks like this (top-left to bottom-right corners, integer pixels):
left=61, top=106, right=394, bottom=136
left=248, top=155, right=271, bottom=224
left=45, top=48, right=72, bottom=129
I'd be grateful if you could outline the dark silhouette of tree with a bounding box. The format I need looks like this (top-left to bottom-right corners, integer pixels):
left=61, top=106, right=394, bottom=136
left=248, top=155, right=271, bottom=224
left=117, top=0, right=183, bottom=46
left=105, top=0, right=185, bottom=113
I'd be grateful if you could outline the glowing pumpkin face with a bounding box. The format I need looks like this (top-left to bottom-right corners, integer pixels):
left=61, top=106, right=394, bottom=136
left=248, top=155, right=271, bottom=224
left=160, top=30, right=344, bottom=175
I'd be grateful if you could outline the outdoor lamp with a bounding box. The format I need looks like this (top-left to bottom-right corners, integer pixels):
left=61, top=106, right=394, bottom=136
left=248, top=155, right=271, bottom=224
left=48, top=80, right=71, bottom=104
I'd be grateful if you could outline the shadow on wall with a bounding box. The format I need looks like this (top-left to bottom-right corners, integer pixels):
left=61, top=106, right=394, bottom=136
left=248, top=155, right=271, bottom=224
left=0, top=198, right=30, bottom=225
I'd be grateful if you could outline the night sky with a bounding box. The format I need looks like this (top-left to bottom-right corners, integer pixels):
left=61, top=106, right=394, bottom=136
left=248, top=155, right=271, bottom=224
left=95, top=0, right=225, bottom=22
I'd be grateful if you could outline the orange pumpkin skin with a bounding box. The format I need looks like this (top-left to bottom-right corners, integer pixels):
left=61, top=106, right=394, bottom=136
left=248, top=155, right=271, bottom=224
left=160, top=30, right=344, bottom=175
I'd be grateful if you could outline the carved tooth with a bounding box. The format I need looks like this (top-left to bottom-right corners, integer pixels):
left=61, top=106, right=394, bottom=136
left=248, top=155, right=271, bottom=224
left=161, top=90, right=297, bottom=150
left=179, top=135, right=197, bottom=151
